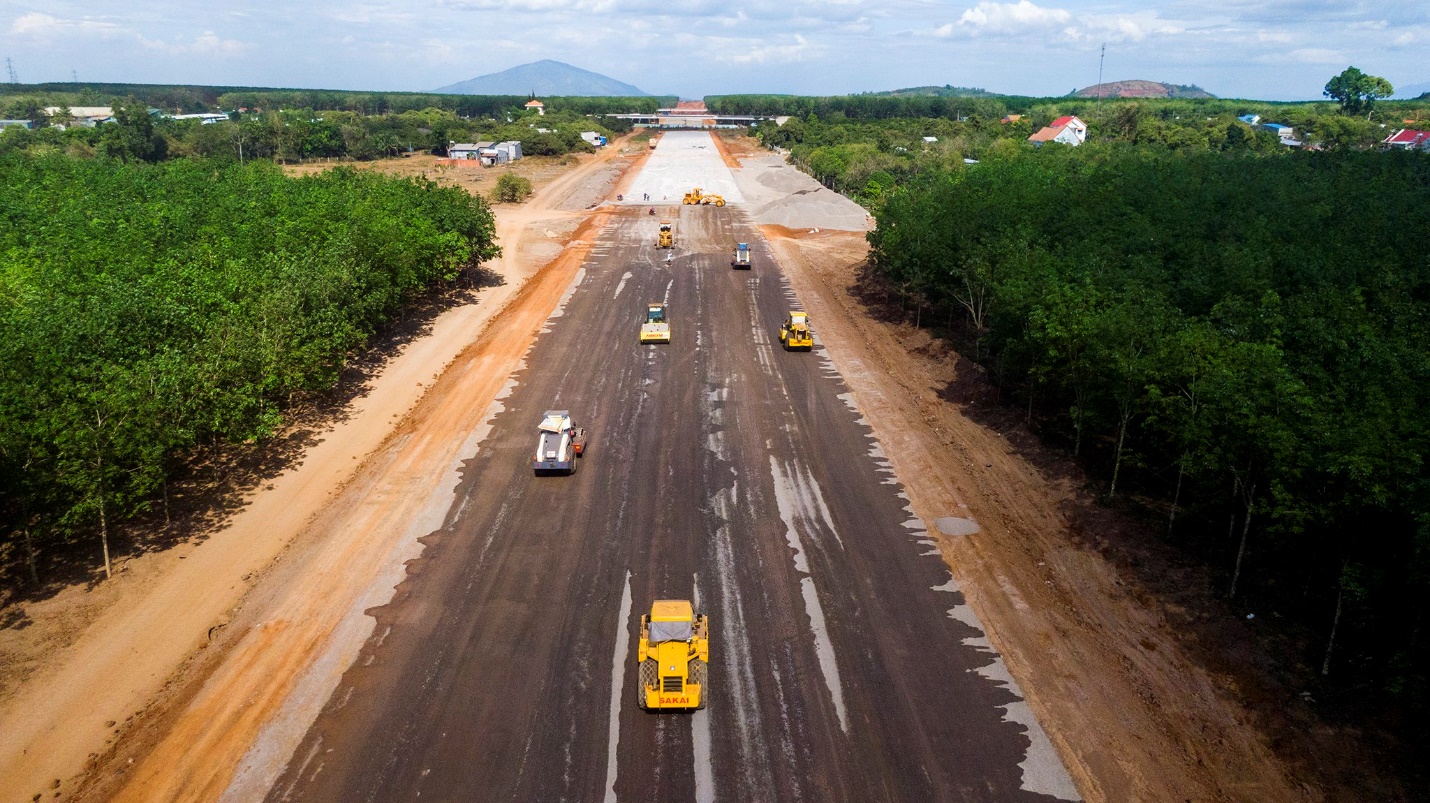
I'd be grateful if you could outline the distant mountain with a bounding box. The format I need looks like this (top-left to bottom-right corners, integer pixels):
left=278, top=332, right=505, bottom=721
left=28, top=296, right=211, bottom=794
left=433, top=60, right=647, bottom=97
left=1073, top=80, right=1215, bottom=99
left=1394, top=81, right=1430, bottom=99
left=868, top=85, right=999, bottom=98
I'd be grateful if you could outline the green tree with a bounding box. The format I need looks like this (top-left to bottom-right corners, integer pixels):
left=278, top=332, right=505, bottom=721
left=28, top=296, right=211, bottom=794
left=98, top=97, right=167, bottom=162
left=493, top=173, right=532, bottom=203
left=1323, top=66, right=1394, bottom=118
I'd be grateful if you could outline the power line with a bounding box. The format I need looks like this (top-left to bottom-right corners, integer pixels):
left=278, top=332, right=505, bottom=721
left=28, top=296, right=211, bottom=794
left=5, top=58, right=17, bottom=84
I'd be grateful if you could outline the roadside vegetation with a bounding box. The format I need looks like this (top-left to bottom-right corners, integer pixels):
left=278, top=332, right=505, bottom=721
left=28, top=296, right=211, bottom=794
left=0, top=88, right=641, bottom=165
left=724, top=67, right=1430, bottom=786
left=864, top=140, right=1430, bottom=773
left=0, top=152, right=498, bottom=587
left=725, top=70, right=1429, bottom=205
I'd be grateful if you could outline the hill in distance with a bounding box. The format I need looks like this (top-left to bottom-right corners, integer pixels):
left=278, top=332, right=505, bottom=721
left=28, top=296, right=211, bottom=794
left=868, top=85, right=1000, bottom=98
left=1074, top=80, right=1215, bottom=99
left=433, top=60, right=647, bottom=97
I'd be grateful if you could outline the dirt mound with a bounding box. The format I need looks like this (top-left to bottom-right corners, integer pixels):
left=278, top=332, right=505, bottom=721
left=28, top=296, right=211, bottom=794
left=749, top=187, right=870, bottom=231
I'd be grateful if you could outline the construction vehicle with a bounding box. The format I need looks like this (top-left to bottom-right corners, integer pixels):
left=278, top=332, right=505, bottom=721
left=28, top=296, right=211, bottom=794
left=779, top=311, right=813, bottom=351
left=731, top=242, right=751, bottom=270
left=532, top=410, right=586, bottom=475
left=682, top=187, right=726, bottom=207
left=640, top=303, right=671, bottom=344
left=657, top=221, right=673, bottom=249
left=637, top=600, right=709, bottom=710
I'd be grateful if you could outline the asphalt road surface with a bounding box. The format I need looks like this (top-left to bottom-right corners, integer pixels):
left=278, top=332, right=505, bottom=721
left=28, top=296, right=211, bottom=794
left=267, top=189, right=1077, bottom=801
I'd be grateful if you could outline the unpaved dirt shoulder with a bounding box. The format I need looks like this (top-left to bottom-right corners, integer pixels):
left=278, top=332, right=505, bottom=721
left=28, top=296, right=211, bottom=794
left=0, top=141, right=635, bottom=803
left=763, top=228, right=1304, bottom=803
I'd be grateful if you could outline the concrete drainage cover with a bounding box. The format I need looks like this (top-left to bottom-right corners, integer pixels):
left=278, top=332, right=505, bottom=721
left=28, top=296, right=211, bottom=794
left=934, top=517, right=980, bottom=536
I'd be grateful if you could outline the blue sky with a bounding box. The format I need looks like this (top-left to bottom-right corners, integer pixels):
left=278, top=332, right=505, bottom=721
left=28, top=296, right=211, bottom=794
left=3, top=0, right=1427, bottom=100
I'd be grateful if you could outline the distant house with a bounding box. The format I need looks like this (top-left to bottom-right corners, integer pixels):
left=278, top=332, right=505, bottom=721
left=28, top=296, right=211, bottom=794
left=1259, top=122, right=1303, bottom=147
left=1383, top=129, right=1430, bottom=150
left=525, top=99, right=545, bottom=116
left=43, top=106, right=113, bottom=127
left=1237, top=114, right=1261, bottom=126
left=448, top=142, right=487, bottom=160
left=170, top=112, right=230, bottom=125
left=480, top=141, right=523, bottom=166
left=1000, top=114, right=1024, bottom=124
left=0, top=119, right=33, bottom=131
left=1027, top=115, right=1088, bottom=147
left=922, top=136, right=938, bottom=143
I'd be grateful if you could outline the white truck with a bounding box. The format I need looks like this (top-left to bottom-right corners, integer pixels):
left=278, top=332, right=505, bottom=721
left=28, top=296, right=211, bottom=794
left=532, top=410, right=587, bottom=475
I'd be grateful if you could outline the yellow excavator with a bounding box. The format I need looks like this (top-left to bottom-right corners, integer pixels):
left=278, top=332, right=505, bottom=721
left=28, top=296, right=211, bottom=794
left=637, top=600, right=709, bottom=710
left=682, top=187, right=726, bottom=207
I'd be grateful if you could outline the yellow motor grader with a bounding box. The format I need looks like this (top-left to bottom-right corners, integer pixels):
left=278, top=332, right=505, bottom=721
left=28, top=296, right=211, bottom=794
left=681, top=187, right=726, bottom=207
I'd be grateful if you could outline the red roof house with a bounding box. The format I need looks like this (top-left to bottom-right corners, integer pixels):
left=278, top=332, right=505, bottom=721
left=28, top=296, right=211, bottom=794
left=1383, top=129, right=1430, bottom=150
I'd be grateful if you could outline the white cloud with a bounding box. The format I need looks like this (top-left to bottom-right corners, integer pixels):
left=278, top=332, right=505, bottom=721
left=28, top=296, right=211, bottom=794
left=1283, top=47, right=1345, bottom=63
left=11, top=12, right=123, bottom=39
left=141, top=31, right=248, bottom=56
left=1069, top=12, right=1184, bottom=43
left=956, top=0, right=1070, bottom=34
left=719, top=34, right=816, bottom=65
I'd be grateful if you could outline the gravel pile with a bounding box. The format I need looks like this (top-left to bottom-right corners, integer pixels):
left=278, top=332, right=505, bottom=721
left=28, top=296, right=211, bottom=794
left=734, top=154, right=872, bottom=232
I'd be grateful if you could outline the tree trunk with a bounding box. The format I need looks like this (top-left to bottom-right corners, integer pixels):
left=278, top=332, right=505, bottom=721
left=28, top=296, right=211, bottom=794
left=99, top=496, right=112, bottom=580
left=1168, top=455, right=1186, bottom=533
left=24, top=525, right=39, bottom=585
left=1321, top=584, right=1344, bottom=676
left=1229, top=485, right=1255, bottom=599
left=1110, top=409, right=1131, bottom=497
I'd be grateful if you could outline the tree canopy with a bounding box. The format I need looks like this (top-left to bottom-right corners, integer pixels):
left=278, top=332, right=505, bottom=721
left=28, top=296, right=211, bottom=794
left=1324, top=66, right=1394, bottom=118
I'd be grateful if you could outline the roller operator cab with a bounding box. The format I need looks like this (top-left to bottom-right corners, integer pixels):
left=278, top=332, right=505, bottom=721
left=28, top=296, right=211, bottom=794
left=637, top=600, right=709, bottom=710
left=731, top=242, right=751, bottom=269
left=779, top=311, right=813, bottom=351
left=657, top=221, right=673, bottom=249
left=640, top=303, right=671, bottom=344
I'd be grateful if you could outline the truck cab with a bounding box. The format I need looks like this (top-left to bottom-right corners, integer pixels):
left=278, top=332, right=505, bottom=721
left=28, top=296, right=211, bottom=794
left=637, top=600, right=709, bottom=710
left=731, top=242, right=751, bottom=269
left=779, top=311, right=813, bottom=351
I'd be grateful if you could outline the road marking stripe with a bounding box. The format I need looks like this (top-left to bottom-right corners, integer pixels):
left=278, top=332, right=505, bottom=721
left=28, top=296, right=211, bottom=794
left=769, top=457, right=849, bottom=733
left=603, top=571, right=633, bottom=803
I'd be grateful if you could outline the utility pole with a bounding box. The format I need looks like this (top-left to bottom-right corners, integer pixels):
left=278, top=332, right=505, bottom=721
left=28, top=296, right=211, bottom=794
left=1095, top=43, right=1106, bottom=117
left=72, top=69, right=78, bottom=83
left=5, top=58, right=17, bottom=84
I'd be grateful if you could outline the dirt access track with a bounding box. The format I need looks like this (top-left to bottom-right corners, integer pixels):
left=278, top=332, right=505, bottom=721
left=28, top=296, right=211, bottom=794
left=2, top=131, right=1301, bottom=802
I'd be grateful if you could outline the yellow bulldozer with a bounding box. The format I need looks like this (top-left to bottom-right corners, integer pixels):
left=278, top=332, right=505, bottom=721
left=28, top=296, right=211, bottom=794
left=637, top=599, right=708, bottom=710
left=657, top=220, right=673, bottom=248
left=681, top=187, right=726, bottom=207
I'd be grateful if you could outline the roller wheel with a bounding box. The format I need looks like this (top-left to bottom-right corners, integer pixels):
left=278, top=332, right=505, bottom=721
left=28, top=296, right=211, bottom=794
left=638, top=659, right=658, bottom=709
left=690, top=660, right=708, bottom=710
